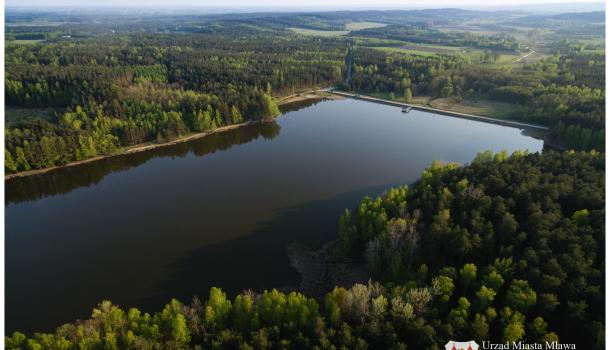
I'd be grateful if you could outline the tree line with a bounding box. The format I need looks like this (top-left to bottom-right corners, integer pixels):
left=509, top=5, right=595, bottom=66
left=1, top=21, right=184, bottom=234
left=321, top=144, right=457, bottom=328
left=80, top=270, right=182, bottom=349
left=350, top=25, right=520, bottom=51
left=6, top=151, right=604, bottom=349
left=6, top=18, right=604, bottom=174
left=5, top=33, right=346, bottom=173
left=338, top=150, right=604, bottom=349
left=346, top=46, right=605, bottom=151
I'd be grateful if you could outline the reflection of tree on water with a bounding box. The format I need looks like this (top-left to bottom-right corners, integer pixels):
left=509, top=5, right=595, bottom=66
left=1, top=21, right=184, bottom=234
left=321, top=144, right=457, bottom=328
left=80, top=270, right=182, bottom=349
left=6, top=121, right=281, bottom=205
left=279, top=98, right=329, bottom=114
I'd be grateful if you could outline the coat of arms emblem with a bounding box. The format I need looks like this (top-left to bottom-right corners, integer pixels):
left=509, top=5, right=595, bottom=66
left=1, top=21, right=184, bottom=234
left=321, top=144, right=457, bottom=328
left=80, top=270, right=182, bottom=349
left=445, top=340, right=479, bottom=350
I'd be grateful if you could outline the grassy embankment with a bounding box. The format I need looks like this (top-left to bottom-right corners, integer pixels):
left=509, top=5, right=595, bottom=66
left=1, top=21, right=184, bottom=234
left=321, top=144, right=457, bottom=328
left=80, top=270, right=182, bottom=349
left=362, top=90, right=520, bottom=120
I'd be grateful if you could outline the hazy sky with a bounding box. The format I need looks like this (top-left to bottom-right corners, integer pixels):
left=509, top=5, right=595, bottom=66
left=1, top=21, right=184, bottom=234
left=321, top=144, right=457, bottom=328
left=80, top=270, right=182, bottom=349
left=5, top=0, right=606, bottom=8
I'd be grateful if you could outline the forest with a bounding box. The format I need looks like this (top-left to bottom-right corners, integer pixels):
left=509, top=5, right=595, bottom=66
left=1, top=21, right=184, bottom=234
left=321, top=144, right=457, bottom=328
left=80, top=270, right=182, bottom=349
left=345, top=47, right=605, bottom=151
left=5, top=8, right=606, bottom=173
left=4, top=7, right=606, bottom=350
left=5, top=33, right=343, bottom=173
left=5, top=151, right=605, bottom=349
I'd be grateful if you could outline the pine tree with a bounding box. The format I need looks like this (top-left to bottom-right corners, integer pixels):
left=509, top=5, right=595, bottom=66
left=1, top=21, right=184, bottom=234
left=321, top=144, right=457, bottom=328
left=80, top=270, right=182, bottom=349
left=403, top=88, right=413, bottom=103
left=230, top=106, right=243, bottom=124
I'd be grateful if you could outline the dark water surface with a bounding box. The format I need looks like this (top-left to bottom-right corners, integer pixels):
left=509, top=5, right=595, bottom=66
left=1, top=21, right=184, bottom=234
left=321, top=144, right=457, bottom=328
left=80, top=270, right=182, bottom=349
left=6, top=98, right=544, bottom=333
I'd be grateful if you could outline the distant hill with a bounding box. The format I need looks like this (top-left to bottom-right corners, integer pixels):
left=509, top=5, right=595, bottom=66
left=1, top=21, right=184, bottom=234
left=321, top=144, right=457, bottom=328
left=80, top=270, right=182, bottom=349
left=473, top=2, right=604, bottom=15
left=551, top=10, right=605, bottom=22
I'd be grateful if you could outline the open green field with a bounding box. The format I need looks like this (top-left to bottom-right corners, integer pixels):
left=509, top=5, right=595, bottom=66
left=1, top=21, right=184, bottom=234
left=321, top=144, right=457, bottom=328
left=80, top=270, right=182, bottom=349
left=362, top=90, right=520, bottom=119
left=436, top=23, right=503, bottom=36
left=583, top=49, right=605, bottom=54
left=581, top=37, right=606, bottom=46
left=375, top=46, right=439, bottom=57
left=428, top=96, right=520, bottom=119
left=495, top=53, right=523, bottom=65
left=288, top=27, right=349, bottom=36
left=345, top=21, right=386, bottom=30
left=290, top=21, right=386, bottom=37
left=8, top=39, right=45, bottom=45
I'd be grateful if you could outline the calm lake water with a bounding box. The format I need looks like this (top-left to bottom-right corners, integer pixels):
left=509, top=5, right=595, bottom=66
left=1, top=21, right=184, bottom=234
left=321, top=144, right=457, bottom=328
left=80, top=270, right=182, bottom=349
left=6, top=98, right=544, bottom=334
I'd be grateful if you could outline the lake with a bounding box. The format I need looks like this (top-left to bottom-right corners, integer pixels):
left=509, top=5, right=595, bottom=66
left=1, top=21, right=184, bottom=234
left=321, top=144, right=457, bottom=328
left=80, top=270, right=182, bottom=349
left=5, top=98, right=544, bottom=334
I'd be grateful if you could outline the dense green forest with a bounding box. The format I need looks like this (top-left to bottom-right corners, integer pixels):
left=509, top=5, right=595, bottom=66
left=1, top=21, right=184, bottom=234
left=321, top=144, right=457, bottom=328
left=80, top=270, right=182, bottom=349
left=5, top=7, right=606, bottom=173
left=6, top=151, right=604, bottom=349
left=5, top=33, right=344, bottom=173
left=338, top=150, right=604, bottom=349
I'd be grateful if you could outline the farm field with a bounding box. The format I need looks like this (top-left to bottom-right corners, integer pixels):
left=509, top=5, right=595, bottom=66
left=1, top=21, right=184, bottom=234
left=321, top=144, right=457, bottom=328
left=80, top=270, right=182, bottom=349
left=290, top=21, right=386, bottom=36
left=428, top=97, right=520, bottom=119
left=288, top=27, right=349, bottom=36
left=345, top=21, right=386, bottom=30
left=8, top=39, right=45, bottom=45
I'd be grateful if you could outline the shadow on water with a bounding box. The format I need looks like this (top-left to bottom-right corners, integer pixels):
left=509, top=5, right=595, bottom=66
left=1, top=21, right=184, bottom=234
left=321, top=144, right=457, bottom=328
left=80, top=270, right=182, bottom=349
left=138, top=182, right=402, bottom=310
left=5, top=121, right=281, bottom=205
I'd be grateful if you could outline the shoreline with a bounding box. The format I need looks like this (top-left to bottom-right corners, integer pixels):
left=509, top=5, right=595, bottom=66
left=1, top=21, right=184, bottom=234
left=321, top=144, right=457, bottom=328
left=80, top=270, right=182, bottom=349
left=329, top=90, right=550, bottom=131
left=5, top=89, right=545, bottom=180
left=5, top=91, right=334, bottom=180
left=4, top=119, right=272, bottom=181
